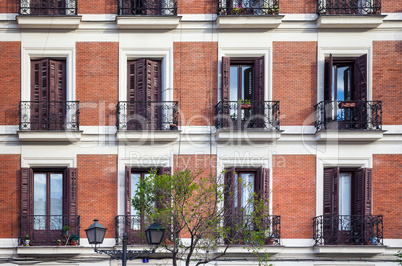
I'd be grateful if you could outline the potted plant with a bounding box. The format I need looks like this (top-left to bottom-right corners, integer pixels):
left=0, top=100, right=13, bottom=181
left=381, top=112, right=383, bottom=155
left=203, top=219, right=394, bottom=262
left=170, top=123, right=178, bottom=130
left=338, top=100, right=356, bottom=108
left=23, top=235, right=30, bottom=246
left=62, top=225, right=70, bottom=236
left=239, top=99, right=252, bottom=109
left=264, top=229, right=275, bottom=245
left=70, top=234, right=79, bottom=246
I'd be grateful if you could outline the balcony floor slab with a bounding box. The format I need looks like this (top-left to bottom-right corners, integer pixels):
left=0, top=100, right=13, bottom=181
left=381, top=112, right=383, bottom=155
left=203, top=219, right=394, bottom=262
left=315, top=130, right=386, bottom=143
left=18, top=131, right=83, bottom=142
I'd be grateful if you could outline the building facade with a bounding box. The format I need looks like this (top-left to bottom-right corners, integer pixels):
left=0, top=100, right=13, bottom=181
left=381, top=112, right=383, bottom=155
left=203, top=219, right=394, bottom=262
left=0, top=0, right=401, bottom=265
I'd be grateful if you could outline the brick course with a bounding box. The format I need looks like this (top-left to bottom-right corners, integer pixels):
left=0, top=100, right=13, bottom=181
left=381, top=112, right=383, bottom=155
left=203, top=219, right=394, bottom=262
left=280, top=0, right=316, bottom=14
left=76, top=42, right=118, bottom=126
left=0, top=155, right=21, bottom=238
left=0, top=0, right=18, bottom=13
left=178, top=0, right=216, bottom=14
left=373, top=154, right=402, bottom=239
left=173, top=42, right=218, bottom=127
left=273, top=155, right=316, bottom=239
left=382, top=1, right=402, bottom=13
left=0, top=42, right=20, bottom=126
left=273, top=42, right=317, bottom=126
left=77, top=0, right=117, bottom=14
left=373, top=41, right=402, bottom=125
left=78, top=155, right=117, bottom=238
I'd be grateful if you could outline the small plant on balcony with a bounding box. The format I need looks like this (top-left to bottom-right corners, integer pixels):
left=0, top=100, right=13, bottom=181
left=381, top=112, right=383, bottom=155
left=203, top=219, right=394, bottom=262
left=170, top=123, right=178, bottom=130
left=239, top=99, right=252, bottom=109
left=233, top=5, right=245, bottom=14
left=62, top=225, right=70, bottom=236
left=70, top=234, right=79, bottom=246
left=268, top=5, right=279, bottom=15
left=23, top=235, right=30, bottom=246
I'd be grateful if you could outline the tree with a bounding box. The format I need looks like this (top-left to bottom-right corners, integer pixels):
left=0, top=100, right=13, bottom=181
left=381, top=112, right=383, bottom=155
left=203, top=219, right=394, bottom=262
left=132, top=169, right=273, bottom=266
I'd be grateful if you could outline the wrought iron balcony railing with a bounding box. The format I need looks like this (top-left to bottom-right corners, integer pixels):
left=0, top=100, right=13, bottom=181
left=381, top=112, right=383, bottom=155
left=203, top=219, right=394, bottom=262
left=215, top=101, right=280, bottom=130
left=115, top=215, right=153, bottom=245
left=317, top=0, right=381, bottom=15
left=218, top=0, right=279, bottom=15
left=19, top=0, right=78, bottom=15
left=225, top=214, right=281, bottom=245
left=117, top=101, right=179, bottom=131
left=118, top=0, right=177, bottom=15
left=19, top=215, right=80, bottom=246
left=313, top=215, right=383, bottom=245
left=19, top=101, right=80, bottom=131
left=314, top=100, right=382, bottom=132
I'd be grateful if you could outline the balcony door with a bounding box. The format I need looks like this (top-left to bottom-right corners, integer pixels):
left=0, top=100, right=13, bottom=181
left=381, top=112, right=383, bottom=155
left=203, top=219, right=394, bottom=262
left=324, top=54, right=367, bottom=129
left=222, top=56, right=264, bottom=129
left=323, top=167, right=372, bottom=244
left=31, top=59, right=66, bottom=130
left=127, top=59, right=162, bottom=130
left=30, top=0, right=66, bottom=15
left=20, top=168, right=78, bottom=246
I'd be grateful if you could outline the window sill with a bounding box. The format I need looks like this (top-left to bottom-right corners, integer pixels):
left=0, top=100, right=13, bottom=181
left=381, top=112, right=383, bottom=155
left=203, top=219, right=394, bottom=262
left=214, top=130, right=282, bottom=143
left=316, top=14, right=386, bottom=29
left=314, top=130, right=386, bottom=143
left=16, top=15, right=81, bottom=29
left=116, top=16, right=182, bottom=29
left=17, top=246, right=84, bottom=255
left=313, top=245, right=386, bottom=255
left=216, top=15, right=283, bottom=29
left=116, top=130, right=180, bottom=142
left=18, top=130, right=83, bottom=142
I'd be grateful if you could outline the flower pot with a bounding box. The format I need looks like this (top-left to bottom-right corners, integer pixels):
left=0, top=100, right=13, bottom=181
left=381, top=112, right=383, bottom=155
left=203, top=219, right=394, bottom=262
left=338, top=102, right=356, bottom=108
left=70, top=240, right=77, bottom=246
left=265, top=237, right=274, bottom=245
left=23, top=240, right=30, bottom=246
left=240, top=104, right=252, bottom=109
left=170, top=124, right=178, bottom=130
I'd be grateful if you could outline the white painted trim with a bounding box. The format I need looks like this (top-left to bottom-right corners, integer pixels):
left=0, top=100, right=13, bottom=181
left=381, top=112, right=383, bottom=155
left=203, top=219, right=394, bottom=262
left=0, top=13, right=17, bottom=21
left=218, top=47, right=272, bottom=102
left=118, top=47, right=174, bottom=102
left=0, top=238, right=19, bottom=247
left=280, top=238, right=315, bottom=247
left=21, top=47, right=76, bottom=102
left=282, top=14, right=318, bottom=21
left=317, top=47, right=372, bottom=103
left=382, top=13, right=402, bottom=20
left=0, top=125, right=19, bottom=135
left=80, top=126, right=117, bottom=135
left=22, top=157, right=76, bottom=168
left=80, top=14, right=117, bottom=21
left=180, top=14, right=217, bottom=21
left=316, top=157, right=371, bottom=217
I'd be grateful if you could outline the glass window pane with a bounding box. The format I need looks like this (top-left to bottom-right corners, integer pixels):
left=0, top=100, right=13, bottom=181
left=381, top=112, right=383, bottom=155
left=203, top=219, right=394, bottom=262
left=230, top=66, right=238, bottom=102
left=241, top=173, right=254, bottom=215
left=131, top=173, right=141, bottom=230
left=242, top=66, right=253, bottom=101
left=34, top=173, right=46, bottom=230
left=50, top=173, right=63, bottom=230
left=339, top=173, right=352, bottom=230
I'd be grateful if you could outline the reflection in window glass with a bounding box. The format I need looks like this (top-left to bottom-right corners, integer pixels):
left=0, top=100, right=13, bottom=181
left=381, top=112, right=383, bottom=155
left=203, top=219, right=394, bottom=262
left=34, top=173, right=47, bottom=230
left=339, top=173, right=352, bottom=230
left=50, top=174, right=63, bottom=230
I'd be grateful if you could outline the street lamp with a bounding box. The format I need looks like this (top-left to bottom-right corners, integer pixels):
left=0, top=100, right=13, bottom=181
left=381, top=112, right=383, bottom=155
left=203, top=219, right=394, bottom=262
left=85, top=219, right=165, bottom=266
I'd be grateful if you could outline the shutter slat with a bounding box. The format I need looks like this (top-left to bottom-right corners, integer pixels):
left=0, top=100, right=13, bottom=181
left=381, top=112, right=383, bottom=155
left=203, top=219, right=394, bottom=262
left=324, top=54, right=333, bottom=101
left=20, top=168, right=33, bottom=244
left=354, top=54, right=367, bottom=101
left=64, top=168, right=78, bottom=229
left=364, top=168, right=372, bottom=215
left=354, top=168, right=364, bottom=216
left=222, top=57, right=230, bottom=102
left=125, top=166, right=132, bottom=216
left=254, top=56, right=264, bottom=102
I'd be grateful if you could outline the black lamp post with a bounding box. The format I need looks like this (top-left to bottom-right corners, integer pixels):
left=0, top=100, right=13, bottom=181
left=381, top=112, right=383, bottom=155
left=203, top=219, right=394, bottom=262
left=85, top=219, right=165, bottom=266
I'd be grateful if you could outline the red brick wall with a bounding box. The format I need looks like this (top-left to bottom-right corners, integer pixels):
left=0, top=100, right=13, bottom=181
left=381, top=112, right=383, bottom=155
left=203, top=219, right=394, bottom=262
left=382, top=1, right=402, bottom=13
left=78, top=155, right=117, bottom=238
left=373, top=41, right=402, bottom=125
left=0, top=155, right=20, bottom=238
left=280, top=0, right=316, bottom=14
left=76, top=42, right=118, bottom=126
left=373, top=154, right=402, bottom=239
left=0, top=42, right=20, bottom=126
left=178, top=0, right=216, bottom=14
left=77, top=0, right=117, bottom=14
left=273, top=155, right=316, bottom=239
left=273, top=42, right=317, bottom=126
left=0, top=0, right=18, bottom=13
left=173, top=42, right=218, bottom=127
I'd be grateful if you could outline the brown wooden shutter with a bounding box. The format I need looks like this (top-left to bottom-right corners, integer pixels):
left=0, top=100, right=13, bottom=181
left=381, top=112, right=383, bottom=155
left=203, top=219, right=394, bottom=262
left=324, top=54, right=333, bottom=101
left=323, top=167, right=339, bottom=216
left=364, top=168, right=372, bottom=215
left=125, top=166, right=132, bottom=216
left=63, top=168, right=78, bottom=232
left=222, top=57, right=230, bottom=102
left=49, top=60, right=66, bottom=130
left=224, top=168, right=235, bottom=217
left=353, top=168, right=372, bottom=216
left=256, top=167, right=269, bottom=203
left=31, top=59, right=49, bottom=130
left=145, top=59, right=162, bottom=130
left=20, top=168, right=33, bottom=243
left=254, top=56, right=264, bottom=101
left=354, top=54, right=367, bottom=101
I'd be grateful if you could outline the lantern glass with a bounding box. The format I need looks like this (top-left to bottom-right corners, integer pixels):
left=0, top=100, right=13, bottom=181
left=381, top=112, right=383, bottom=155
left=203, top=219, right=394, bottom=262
left=85, top=219, right=107, bottom=245
left=145, top=222, right=165, bottom=245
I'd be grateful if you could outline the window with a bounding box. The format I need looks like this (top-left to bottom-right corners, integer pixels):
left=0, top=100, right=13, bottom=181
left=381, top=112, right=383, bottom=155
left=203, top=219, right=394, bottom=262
left=30, top=59, right=66, bottom=130
left=323, top=167, right=372, bottom=244
left=120, top=0, right=176, bottom=15
left=219, top=0, right=278, bottom=15
left=323, top=54, right=368, bottom=129
left=20, top=168, right=78, bottom=246
left=124, top=166, right=171, bottom=244
left=224, top=168, right=269, bottom=239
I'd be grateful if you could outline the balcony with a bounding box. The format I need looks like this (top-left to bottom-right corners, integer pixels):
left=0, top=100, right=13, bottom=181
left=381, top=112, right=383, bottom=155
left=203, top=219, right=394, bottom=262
left=214, top=100, right=281, bottom=142
left=116, top=0, right=180, bottom=29
left=216, top=0, right=283, bottom=29
left=115, top=215, right=149, bottom=245
left=116, top=101, right=180, bottom=142
left=19, top=215, right=80, bottom=246
left=17, top=0, right=80, bottom=29
left=314, top=101, right=384, bottom=142
left=18, top=101, right=81, bottom=141
left=313, top=215, right=384, bottom=254
left=316, top=0, right=385, bottom=28
left=225, top=214, right=281, bottom=246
